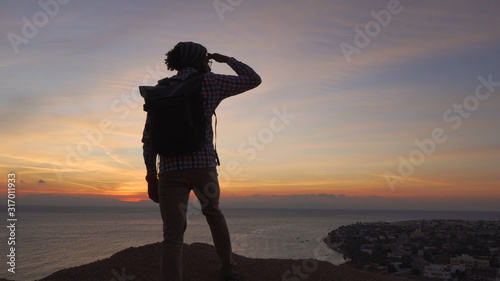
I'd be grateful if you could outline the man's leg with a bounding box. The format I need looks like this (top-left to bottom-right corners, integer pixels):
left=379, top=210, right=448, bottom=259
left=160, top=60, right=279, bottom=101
left=158, top=171, right=191, bottom=281
left=192, top=167, right=237, bottom=276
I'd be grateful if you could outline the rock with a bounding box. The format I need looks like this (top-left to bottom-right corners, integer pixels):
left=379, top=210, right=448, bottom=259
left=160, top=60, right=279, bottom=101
left=33, top=242, right=408, bottom=281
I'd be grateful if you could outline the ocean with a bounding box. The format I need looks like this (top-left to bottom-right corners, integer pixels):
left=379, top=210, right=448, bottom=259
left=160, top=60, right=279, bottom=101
left=1, top=206, right=499, bottom=281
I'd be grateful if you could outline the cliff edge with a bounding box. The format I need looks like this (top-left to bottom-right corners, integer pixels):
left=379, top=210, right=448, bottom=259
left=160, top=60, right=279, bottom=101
left=3, top=242, right=409, bottom=281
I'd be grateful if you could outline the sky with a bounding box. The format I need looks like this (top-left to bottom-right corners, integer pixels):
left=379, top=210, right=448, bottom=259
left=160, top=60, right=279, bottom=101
left=1, top=0, right=499, bottom=210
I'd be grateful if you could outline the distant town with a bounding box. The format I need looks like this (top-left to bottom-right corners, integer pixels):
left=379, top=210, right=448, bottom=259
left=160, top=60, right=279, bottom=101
left=326, top=220, right=500, bottom=281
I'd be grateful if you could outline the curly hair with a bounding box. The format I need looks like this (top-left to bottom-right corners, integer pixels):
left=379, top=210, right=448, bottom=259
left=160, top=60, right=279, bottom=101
left=165, top=42, right=207, bottom=71
left=165, top=46, right=182, bottom=71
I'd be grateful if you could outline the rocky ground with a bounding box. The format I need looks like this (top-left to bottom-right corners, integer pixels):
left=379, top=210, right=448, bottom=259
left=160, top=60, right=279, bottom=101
left=2, top=242, right=410, bottom=281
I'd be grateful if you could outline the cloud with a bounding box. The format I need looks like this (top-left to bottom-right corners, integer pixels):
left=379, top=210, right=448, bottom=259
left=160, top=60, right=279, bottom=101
left=7, top=193, right=498, bottom=211
left=1, top=0, right=499, bottom=205
left=14, top=193, right=156, bottom=207
left=219, top=193, right=500, bottom=211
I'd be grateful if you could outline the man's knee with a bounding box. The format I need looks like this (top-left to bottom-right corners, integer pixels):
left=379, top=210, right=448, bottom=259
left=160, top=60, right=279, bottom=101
left=203, top=207, right=225, bottom=224
left=163, top=224, right=186, bottom=241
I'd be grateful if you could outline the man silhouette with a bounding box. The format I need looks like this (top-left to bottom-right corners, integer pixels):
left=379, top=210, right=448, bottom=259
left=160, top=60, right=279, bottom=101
left=142, top=42, right=261, bottom=281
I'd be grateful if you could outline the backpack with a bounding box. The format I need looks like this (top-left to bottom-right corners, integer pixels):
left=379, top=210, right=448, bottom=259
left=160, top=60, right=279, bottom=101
left=139, top=73, right=206, bottom=158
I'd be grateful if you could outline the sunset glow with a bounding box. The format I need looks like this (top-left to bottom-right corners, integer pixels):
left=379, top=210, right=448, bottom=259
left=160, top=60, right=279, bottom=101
left=1, top=0, right=499, bottom=210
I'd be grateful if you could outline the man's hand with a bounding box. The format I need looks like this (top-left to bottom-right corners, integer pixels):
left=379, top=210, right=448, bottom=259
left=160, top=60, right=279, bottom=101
left=207, top=53, right=229, bottom=63
left=146, top=175, right=159, bottom=203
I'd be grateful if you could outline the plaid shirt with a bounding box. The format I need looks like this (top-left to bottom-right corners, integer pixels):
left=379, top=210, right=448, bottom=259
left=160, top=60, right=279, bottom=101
left=142, top=57, right=261, bottom=176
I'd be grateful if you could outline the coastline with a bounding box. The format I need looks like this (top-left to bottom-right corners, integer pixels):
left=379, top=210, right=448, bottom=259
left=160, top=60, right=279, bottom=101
left=323, top=219, right=500, bottom=280
left=3, top=242, right=408, bottom=281
left=323, top=236, right=349, bottom=264
left=5, top=208, right=498, bottom=280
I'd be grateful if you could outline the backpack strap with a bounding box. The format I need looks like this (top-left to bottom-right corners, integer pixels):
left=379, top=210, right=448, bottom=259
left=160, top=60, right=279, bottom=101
left=213, top=112, right=220, bottom=166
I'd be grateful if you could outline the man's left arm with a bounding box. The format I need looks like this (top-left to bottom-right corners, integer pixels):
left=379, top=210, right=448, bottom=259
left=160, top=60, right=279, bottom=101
left=142, top=114, right=159, bottom=203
